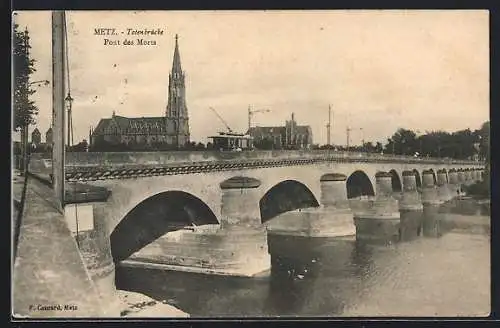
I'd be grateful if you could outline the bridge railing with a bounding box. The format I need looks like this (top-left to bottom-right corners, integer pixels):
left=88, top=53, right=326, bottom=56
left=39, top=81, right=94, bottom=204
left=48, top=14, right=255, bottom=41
left=29, top=150, right=483, bottom=170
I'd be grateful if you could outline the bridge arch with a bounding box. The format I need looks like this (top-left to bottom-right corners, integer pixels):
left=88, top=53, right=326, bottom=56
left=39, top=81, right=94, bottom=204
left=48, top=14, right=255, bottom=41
left=388, top=169, right=402, bottom=192
left=443, top=169, right=450, bottom=183
left=412, top=169, right=422, bottom=188
left=346, top=170, right=375, bottom=199
left=259, top=180, right=319, bottom=223
left=110, top=191, right=219, bottom=263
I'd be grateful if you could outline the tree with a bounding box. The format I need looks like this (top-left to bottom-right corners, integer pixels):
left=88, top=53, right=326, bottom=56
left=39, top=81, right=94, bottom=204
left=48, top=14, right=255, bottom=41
left=362, top=141, right=375, bottom=153
left=476, top=121, right=490, bottom=162
left=420, top=131, right=449, bottom=158
left=13, top=24, right=39, bottom=132
left=384, top=128, right=417, bottom=155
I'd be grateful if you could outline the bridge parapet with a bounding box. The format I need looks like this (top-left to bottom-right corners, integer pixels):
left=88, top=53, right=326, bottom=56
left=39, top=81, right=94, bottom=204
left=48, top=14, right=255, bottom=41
left=45, top=150, right=481, bottom=167
left=49, top=151, right=483, bottom=182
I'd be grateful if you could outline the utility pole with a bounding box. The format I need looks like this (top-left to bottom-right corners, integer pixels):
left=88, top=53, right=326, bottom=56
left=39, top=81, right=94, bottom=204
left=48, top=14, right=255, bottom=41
left=21, top=28, right=29, bottom=176
left=346, top=126, right=351, bottom=150
left=247, top=106, right=251, bottom=131
left=52, top=10, right=66, bottom=211
left=326, top=105, right=332, bottom=146
left=65, top=24, right=74, bottom=148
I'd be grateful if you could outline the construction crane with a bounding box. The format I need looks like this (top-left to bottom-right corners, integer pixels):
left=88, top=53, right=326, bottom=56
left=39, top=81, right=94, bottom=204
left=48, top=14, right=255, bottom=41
left=209, top=107, right=233, bottom=133
left=248, top=106, right=270, bottom=130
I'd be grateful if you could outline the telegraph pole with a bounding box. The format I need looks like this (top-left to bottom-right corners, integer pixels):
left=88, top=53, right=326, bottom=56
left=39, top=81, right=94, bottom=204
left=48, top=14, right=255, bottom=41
left=346, top=126, right=351, bottom=150
left=21, top=28, right=29, bottom=176
left=326, top=105, right=332, bottom=146
left=247, top=106, right=251, bottom=131
left=52, top=10, right=66, bottom=211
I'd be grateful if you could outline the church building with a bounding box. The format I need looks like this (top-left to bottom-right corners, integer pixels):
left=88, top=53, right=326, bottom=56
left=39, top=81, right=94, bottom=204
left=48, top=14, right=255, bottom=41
left=90, top=34, right=190, bottom=150
left=248, top=113, right=313, bottom=150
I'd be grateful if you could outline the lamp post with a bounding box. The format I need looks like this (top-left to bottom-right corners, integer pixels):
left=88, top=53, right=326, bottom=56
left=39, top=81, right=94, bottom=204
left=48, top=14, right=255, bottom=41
left=65, top=92, right=74, bottom=147
left=415, top=130, right=423, bottom=157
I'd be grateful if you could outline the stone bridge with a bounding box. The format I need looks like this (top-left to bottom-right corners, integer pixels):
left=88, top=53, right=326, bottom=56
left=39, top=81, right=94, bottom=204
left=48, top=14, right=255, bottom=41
left=28, top=150, right=484, bottom=297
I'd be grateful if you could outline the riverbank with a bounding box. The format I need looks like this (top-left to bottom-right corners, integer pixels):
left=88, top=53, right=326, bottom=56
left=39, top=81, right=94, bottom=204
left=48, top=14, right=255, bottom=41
left=117, top=290, right=189, bottom=318
left=462, top=176, right=490, bottom=200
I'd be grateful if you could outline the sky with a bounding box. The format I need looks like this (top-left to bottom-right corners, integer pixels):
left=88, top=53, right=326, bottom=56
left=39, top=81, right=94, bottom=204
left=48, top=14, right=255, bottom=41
left=12, top=10, right=489, bottom=146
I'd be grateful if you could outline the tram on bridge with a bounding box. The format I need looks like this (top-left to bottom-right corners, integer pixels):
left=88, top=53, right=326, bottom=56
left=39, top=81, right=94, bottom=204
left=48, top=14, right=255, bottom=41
left=208, top=132, right=254, bottom=151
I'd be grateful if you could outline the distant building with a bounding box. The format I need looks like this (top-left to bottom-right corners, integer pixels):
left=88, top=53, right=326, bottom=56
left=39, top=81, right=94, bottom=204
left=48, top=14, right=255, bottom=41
left=247, top=113, right=313, bottom=150
left=25, top=126, right=53, bottom=153
left=45, top=127, right=53, bottom=145
left=31, top=128, right=41, bottom=145
left=91, top=34, right=190, bottom=150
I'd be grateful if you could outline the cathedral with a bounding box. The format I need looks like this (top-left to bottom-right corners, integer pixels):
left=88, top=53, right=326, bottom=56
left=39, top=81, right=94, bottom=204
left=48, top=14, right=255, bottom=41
left=90, top=34, right=190, bottom=150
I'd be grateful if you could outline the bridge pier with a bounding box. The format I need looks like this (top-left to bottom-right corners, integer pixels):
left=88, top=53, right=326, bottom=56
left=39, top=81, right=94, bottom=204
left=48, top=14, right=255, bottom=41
left=447, top=169, right=460, bottom=197
left=457, top=169, right=467, bottom=191
left=436, top=169, right=453, bottom=203
left=466, top=169, right=476, bottom=185
left=473, top=169, right=481, bottom=182
left=480, top=169, right=486, bottom=181
left=353, top=172, right=400, bottom=244
left=216, top=176, right=271, bottom=276
left=316, top=173, right=356, bottom=237
left=421, top=170, right=444, bottom=238
left=436, top=169, right=456, bottom=217
left=470, top=169, right=476, bottom=182
left=125, top=176, right=271, bottom=278
left=398, top=171, right=424, bottom=241
left=464, top=169, right=472, bottom=186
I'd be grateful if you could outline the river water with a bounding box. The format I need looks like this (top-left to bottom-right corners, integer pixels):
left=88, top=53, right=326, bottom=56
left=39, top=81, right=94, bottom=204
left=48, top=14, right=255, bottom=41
left=115, top=204, right=490, bottom=318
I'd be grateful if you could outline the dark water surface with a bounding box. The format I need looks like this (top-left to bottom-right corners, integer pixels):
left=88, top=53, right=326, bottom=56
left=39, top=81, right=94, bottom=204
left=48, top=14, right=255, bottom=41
left=115, top=213, right=490, bottom=317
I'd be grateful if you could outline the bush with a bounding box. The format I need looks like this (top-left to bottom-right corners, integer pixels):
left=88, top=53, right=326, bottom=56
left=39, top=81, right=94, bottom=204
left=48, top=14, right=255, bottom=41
left=463, top=177, right=490, bottom=200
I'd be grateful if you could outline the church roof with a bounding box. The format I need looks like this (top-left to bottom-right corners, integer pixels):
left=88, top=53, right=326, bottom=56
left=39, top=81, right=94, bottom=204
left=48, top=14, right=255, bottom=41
left=32, top=128, right=41, bottom=135
left=92, top=115, right=175, bottom=135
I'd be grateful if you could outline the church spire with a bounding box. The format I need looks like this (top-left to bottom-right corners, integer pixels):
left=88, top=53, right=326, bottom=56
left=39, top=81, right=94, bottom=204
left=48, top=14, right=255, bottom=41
left=172, top=34, right=182, bottom=74
left=166, top=33, right=190, bottom=147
